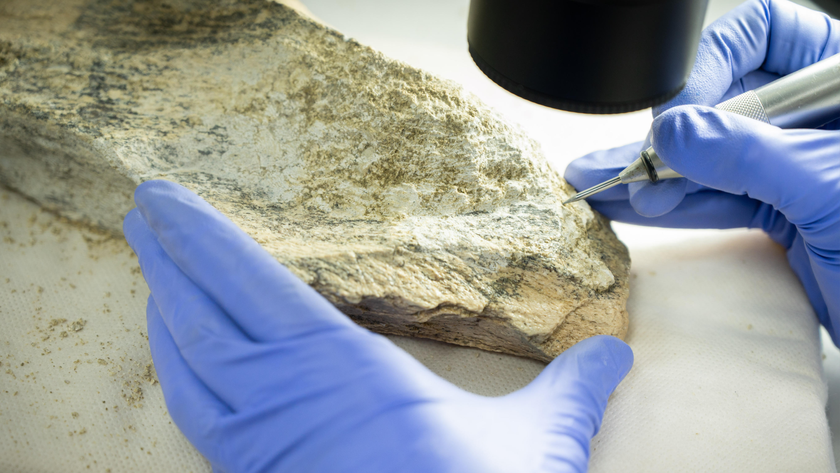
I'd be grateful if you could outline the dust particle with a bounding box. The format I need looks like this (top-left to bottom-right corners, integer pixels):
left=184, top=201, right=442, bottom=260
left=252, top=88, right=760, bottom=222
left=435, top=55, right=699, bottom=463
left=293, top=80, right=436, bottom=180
left=123, top=384, right=143, bottom=405
left=71, top=319, right=86, bottom=332
left=71, top=412, right=79, bottom=418
left=49, top=318, right=67, bottom=327
left=141, top=363, right=158, bottom=385
left=97, top=359, right=107, bottom=365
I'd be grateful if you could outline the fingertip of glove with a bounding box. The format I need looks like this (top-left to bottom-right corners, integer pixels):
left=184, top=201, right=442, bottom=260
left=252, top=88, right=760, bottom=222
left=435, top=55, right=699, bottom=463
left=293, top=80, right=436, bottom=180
left=135, top=179, right=172, bottom=199
left=652, top=105, right=731, bottom=160
left=628, top=196, right=681, bottom=218
left=608, top=337, right=634, bottom=382
left=652, top=106, right=697, bottom=149
left=628, top=179, right=687, bottom=217
left=134, top=180, right=188, bottom=212
left=585, top=335, right=634, bottom=381
left=123, top=208, right=148, bottom=250
left=558, top=335, right=633, bottom=382
left=133, top=180, right=219, bottom=241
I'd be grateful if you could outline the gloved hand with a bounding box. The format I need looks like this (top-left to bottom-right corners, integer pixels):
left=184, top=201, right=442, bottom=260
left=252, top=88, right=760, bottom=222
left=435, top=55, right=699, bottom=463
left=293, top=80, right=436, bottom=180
left=565, top=0, right=840, bottom=341
left=124, top=180, right=633, bottom=473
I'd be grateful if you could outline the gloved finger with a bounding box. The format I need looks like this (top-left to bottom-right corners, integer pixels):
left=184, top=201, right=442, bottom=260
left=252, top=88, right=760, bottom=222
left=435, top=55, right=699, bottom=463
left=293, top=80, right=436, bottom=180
left=627, top=179, right=710, bottom=218
left=621, top=130, right=691, bottom=217
left=652, top=106, right=840, bottom=245
left=656, top=0, right=840, bottom=112
left=127, top=207, right=287, bottom=407
left=146, top=296, right=231, bottom=461
left=626, top=178, right=689, bottom=218
left=141, top=270, right=391, bottom=413
left=761, top=0, right=840, bottom=77
left=124, top=208, right=250, bottom=348
left=510, top=336, right=632, bottom=468
left=589, top=191, right=762, bottom=228
left=718, top=69, right=780, bottom=102
left=133, top=180, right=357, bottom=343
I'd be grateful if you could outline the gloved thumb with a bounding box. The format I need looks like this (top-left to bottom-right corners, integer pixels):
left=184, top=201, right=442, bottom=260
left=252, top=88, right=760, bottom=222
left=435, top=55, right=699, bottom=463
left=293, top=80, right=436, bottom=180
left=532, top=334, right=632, bottom=413
left=516, top=336, right=632, bottom=459
left=651, top=105, right=840, bottom=226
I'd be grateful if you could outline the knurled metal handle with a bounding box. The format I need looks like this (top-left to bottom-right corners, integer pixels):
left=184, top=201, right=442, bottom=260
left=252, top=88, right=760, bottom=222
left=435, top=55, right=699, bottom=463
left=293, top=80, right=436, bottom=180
left=714, top=91, right=771, bottom=124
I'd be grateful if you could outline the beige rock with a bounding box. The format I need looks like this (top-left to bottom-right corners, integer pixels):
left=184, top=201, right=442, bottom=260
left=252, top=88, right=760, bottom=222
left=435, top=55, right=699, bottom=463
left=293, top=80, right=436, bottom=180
left=0, top=0, right=629, bottom=361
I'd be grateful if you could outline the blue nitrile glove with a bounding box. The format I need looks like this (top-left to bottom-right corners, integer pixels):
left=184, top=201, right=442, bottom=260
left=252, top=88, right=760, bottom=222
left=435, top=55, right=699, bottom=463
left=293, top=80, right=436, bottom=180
left=123, top=179, right=633, bottom=473
left=565, top=0, right=840, bottom=341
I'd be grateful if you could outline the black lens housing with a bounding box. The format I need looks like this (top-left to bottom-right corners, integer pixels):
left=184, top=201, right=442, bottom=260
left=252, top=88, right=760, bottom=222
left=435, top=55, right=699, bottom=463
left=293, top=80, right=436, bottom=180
left=468, top=0, right=709, bottom=114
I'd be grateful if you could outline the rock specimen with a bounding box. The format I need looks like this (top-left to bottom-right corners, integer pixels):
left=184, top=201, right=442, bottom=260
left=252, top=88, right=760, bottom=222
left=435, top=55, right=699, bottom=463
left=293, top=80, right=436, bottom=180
left=0, top=0, right=629, bottom=361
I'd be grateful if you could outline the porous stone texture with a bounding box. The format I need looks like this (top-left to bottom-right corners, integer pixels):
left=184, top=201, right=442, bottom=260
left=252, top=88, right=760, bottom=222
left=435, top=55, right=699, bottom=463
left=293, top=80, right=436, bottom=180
left=0, top=0, right=629, bottom=361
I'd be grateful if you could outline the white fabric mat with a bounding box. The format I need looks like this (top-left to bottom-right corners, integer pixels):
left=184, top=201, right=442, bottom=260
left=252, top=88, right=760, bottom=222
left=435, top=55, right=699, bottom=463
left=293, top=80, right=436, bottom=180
left=591, top=225, right=833, bottom=471
left=0, top=192, right=209, bottom=472
left=823, top=327, right=840, bottom=467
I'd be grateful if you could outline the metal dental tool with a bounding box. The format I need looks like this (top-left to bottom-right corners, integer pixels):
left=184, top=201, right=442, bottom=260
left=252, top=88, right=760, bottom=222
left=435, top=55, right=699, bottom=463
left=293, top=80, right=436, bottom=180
left=563, top=53, right=840, bottom=205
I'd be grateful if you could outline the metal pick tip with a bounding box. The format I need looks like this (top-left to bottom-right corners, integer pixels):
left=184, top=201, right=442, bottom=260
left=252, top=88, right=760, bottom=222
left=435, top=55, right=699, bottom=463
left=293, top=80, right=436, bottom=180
left=562, top=195, right=584, bottom=205
left=562, top=176, right=622, bottom=205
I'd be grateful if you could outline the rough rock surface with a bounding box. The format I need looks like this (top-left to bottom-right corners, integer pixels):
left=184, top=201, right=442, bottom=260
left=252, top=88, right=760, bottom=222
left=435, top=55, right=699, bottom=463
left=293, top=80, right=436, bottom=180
left=0, top=0, right=629, bottom=361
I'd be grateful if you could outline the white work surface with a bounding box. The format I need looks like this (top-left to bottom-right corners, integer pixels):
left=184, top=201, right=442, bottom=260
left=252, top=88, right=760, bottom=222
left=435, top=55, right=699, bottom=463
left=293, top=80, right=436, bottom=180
left=2, top=0, right=840, bottom=471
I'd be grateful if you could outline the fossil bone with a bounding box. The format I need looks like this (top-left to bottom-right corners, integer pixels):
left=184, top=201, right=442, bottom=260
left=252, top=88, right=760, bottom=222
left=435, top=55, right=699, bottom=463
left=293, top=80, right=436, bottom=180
left=0, top=0, right=629, bottom=361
